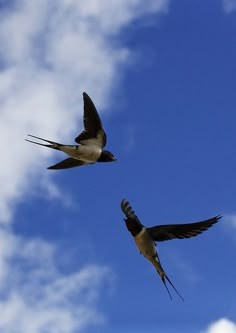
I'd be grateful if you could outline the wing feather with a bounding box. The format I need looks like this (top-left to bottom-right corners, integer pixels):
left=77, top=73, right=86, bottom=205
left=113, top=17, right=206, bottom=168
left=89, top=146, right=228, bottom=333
left=147, top=215, right=222, bottom=242
left=121, top=199, right=144, bottom=236
left=48, top=158, right=89, bottom=170
left=75, top=92, right=106, bottom=147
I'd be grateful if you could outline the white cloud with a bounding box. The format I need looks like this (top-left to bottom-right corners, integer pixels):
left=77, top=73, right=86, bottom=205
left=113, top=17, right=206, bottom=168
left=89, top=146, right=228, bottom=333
left=0, top=0, right=169, bottom=223
left=0, top=227, right=112, bottom=333
left=223, top=0, right=236, bottom=13
left=0, top=2, right=170, bottom=331
left=203, top=318, right=236, bottom=333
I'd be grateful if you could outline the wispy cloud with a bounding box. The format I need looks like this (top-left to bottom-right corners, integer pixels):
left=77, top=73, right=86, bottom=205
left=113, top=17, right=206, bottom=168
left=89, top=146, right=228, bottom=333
left=0, top=0, right=169, bottom=223
left=165, top=249, right=202, bottom=284
left=0, top=2, right=170, bottom=331
left=123, top=125, right=136, bottom=153
left=0, top=227, right=113, bottom=333
left=223, top=0, right=236, bottom=13
left=224, top=214, right=236, bottom=229
left=203, top=318, right=236, bottom=333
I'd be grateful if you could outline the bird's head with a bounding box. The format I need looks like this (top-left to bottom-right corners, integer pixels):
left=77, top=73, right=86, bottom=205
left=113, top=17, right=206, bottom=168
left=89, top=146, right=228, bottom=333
left=98, top=150, right=117, bottom=162
left=124, top=218, right=143, bottom=237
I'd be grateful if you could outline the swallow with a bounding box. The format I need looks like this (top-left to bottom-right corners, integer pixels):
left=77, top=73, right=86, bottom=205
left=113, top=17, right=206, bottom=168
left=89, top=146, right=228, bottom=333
left=121, top=199, right=221, bottom=301
left=26, top=92, right=116, bottom=170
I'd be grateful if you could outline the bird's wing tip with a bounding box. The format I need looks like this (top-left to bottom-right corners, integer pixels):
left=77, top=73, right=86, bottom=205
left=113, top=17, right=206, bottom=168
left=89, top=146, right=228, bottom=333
left=121, top=198, right=128, bottom=205
left=121, top=199, right=130, bottom=214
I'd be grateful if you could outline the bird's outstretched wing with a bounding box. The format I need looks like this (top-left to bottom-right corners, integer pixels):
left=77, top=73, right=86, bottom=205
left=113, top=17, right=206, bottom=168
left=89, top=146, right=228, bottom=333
left=75, top=92, right=106, bottom=148
left=48, top=158, right=89, bottom=170
left=121, top=199, right=142, bottom=224
left=121, top=200, right=144, bottom=237
left=147, top=215, right=222, bottom=242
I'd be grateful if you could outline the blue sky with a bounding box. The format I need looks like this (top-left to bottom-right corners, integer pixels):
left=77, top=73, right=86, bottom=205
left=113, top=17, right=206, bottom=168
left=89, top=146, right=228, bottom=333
left=0, top=0, right=236, bottom=332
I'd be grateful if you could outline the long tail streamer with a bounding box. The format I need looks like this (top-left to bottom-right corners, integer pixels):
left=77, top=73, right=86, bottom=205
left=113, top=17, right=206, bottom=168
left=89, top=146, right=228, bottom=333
left=162, top=275, right=184, bottom=301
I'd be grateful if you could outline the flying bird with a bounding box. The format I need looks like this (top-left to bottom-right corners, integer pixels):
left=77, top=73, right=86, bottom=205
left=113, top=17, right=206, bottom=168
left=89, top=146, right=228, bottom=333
left=121, top=199, right=221, bottom=301
left=26, top=92, right=116, bottom=170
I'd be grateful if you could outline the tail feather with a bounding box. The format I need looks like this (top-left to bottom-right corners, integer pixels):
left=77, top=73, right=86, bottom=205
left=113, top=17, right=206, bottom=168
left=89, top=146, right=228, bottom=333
left=162, top=275, right=184, bottom=301
left=26, top=134, right=61, bottom=150
left=154, top=259, right=184, bottom=301
left=161, top=276, right=173, bottom=300
left=27, top=134, right=59, bottom=145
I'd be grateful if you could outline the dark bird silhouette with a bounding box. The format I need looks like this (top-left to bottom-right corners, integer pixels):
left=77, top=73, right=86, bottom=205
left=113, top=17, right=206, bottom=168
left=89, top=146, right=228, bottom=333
left=121, top=199, right=221, bottom=301
left=26, top=92, right=116, bottom=170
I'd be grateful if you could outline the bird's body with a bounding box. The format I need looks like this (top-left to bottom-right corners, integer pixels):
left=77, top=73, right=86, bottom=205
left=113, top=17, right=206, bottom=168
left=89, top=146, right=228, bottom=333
left=134, top=227, right=158, bottom=262
left=134, top=227, right=166, bottom=278
left=59, top=143, right=102, bottom=163
left=26, top=92, right=116, bottom=169
left=134, top=226, right=176, bottom=295
left=121, top=199, right=221, bottom=300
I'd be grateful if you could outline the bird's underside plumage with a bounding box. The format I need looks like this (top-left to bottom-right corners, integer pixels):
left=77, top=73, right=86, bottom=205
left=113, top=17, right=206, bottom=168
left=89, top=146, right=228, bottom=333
left=121, top=199, right=221, bottom=300
left=26, top=92, right=116, bottom=169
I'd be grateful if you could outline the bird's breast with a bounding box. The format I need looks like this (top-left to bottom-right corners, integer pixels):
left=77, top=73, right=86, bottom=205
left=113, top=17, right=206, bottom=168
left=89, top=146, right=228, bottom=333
left=60, top=145, right=102, bottom=162
left=134, top=228, right=157, bottom=259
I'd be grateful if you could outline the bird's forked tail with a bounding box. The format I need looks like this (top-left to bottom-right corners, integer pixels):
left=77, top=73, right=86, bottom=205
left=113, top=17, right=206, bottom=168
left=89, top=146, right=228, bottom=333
left=25, top=134, right=61, bottom=150
left=153, top=259, right=184, bottom=301
left=161, top=274, right=184, bottom=301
